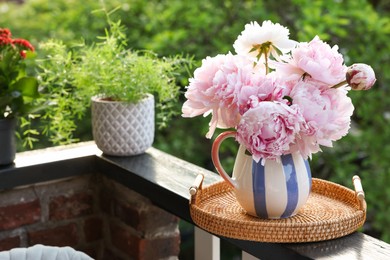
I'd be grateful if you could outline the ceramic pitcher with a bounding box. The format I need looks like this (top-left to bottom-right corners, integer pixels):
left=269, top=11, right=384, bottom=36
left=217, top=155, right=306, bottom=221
left=211, top=131, right=312, bottom=219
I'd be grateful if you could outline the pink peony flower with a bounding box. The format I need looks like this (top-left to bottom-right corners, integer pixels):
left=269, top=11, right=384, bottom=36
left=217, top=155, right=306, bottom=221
left=236, top=101, right=306, bottom=163
left=182, top=53, right=262, bottom=138
left=236, top=72, right=289, bottom=115
left=233, top=20, right=296, bottom=61
left=274, top=36, right=347, bottom=86
left=289, top=79, right=354, bottom=158
left=346, top=63, right=376, bottom=90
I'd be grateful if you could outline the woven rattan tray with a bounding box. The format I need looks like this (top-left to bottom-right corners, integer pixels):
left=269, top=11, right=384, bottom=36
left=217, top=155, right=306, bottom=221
left=189, top=175, right=366, bottom=243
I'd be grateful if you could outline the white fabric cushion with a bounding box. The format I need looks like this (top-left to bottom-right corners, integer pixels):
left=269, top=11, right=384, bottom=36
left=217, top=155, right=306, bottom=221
left=0, top=245, right=93, bottom=260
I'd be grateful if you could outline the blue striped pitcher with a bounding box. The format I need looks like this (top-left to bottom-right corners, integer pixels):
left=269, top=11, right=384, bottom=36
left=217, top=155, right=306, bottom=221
left=212, top=131, right=312, bottom=219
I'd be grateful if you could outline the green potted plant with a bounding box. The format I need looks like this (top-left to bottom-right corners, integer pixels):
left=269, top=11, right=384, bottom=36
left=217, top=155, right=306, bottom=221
left=37, top=18, right=189, bottom=155
left=0, top=28, right=39, bottom=165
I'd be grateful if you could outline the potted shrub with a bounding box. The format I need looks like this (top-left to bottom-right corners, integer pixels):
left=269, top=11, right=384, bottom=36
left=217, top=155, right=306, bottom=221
left=0, top=28, right=39, bottom=165
left=37, top=19, right=188, bottom=155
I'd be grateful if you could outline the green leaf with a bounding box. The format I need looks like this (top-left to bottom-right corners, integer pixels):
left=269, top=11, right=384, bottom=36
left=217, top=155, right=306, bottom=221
left=0, top=96, right=12, bottom=108
left=12, top=77, right=39, bottom=98
left=283, top=95, right=293, bottom=105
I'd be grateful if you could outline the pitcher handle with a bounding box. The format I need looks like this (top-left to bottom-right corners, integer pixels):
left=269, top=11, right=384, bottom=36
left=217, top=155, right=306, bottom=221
left=211, top=131, right=237, bottom=188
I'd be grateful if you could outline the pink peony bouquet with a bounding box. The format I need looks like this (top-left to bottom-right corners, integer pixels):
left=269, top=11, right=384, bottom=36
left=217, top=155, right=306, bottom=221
left=182, top=20, right=376, bottom=164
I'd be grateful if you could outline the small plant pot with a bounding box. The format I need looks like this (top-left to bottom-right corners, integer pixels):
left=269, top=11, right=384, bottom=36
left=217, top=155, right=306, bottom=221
left=91, top=94, right=155, bottom=156
left=0, top=118, right=17, bottom=165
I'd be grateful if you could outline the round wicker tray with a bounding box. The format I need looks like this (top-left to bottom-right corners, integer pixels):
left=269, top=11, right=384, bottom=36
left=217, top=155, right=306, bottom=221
left=189, top=176, right=366, bottom=243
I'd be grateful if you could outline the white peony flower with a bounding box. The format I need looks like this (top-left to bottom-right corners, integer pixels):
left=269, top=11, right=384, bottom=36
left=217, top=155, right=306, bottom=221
left=233, top=20, right=297, bottom=61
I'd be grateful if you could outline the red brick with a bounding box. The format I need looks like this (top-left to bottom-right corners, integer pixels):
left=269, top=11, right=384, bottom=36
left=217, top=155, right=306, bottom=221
left=84, top=217, right=103, bottom=242
left=99, top=190, right=113, bottom=214
left=0, top=200, right=41, bottom=230
left=76, top=246, right=99, bottom=260
left=28, top=223, right=79, bottom=247
left=112, top=199, right=178, bottom=234
left=140, top=206, right=179, bottom=234
left=109, top=222, right=140, bottom=259
left=0, top=236, right=21, bottom=251
left=113, top=199, right=141, bottom=229
left=49, top=192, right=93, bottom=220
left=109, top=222, right=180, bottom=260
left=103, top=249, right=126, bottom=260
left=141, top=234, right=181, bottom=260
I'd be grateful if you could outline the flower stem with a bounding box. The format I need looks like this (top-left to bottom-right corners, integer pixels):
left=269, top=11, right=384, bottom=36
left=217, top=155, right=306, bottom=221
left=331, top=80, right=348, bottom=89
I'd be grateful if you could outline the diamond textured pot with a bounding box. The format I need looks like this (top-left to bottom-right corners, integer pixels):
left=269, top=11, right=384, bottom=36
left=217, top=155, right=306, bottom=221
left=0, top=118, right=17, bottom=165
left=91, top=94, right=155, bottom=156
left=212, top=131, right=312, bottom=219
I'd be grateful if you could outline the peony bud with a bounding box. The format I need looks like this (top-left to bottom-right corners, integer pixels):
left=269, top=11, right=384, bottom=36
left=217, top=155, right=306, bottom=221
left=346, top=63, right=376, bottom=91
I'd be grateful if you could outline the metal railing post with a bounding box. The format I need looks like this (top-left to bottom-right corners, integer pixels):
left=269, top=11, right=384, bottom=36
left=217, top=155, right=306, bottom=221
left=194, top=227, right=220, bottom=260
left=242, top=251, right=259, bottom=260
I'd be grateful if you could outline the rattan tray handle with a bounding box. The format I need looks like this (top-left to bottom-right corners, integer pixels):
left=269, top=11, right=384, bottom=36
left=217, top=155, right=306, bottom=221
left=353, top=175, right=367, bottom=212
left=189, top=174, right=204, bottom=205
left=190, top=174, right=367, bottom=212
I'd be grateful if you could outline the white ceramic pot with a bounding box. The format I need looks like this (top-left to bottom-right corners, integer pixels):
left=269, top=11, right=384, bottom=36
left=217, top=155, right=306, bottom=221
left=91, top=94, right=155, bottom=156
left=212, top=131, right=312, bottom=219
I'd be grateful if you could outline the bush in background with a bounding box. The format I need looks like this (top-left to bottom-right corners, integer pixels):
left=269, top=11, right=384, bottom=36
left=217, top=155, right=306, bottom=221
left=1, top=0, right=389, bottom=243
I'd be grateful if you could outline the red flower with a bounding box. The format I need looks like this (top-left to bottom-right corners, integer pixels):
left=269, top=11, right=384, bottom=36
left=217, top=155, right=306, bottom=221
left=0, top=28, right=13, bottom=46
left=0, top=36, right=13, bottom=45
left=12, top=38, right=35, bottom=52
left=20, top=50, right=27, bottom=58
left=0, top=28, right=35, bottom=59
left=0, top=27, right=38, bottom=119
left=0, top=28, right=11, bottom=38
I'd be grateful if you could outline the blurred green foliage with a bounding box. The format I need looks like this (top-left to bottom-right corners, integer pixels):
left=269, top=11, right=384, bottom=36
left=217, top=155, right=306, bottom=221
left=1, top=0, right=389, bottom=246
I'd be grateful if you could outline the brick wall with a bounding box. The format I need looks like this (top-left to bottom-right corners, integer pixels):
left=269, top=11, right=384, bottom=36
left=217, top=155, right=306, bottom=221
left=0, top=174, right=180, bottom=260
